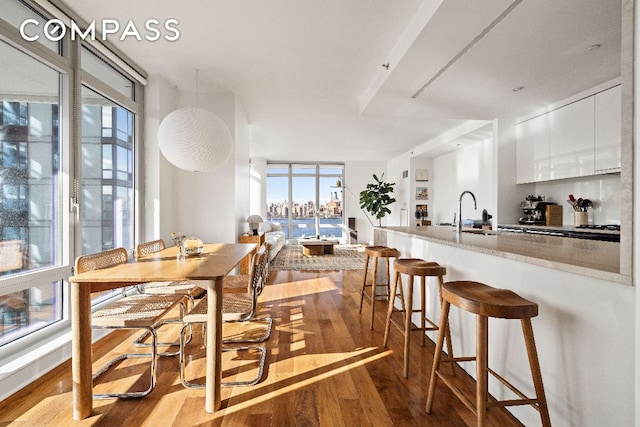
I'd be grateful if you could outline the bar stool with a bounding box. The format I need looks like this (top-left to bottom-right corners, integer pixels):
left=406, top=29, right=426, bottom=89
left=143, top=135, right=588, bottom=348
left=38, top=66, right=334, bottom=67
left=426, top=281, right=551, bottom=427
left=382, top=258, right=452, bottom=378
left=359, top=246, right=400, bottom=330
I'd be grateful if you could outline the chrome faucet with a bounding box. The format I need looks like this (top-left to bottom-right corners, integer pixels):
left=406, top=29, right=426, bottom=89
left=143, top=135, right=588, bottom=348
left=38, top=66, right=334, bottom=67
left=457, top=190, right=477, bottom=234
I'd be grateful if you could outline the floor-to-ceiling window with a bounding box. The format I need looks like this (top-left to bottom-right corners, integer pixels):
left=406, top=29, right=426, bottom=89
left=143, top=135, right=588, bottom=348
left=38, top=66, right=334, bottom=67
left=80, top=49, right=137, bottom=255
left=0, top=4, right=65, bottom=346
left=0, top=0, right=144, bottom=359
left=266, top=163, right=344, bottom=240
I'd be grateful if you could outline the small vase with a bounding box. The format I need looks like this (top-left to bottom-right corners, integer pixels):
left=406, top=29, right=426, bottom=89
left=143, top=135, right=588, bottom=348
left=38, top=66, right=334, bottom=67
left=176, top=244, right=186, bottom=262
left=574, top=211, right=588, bottom=226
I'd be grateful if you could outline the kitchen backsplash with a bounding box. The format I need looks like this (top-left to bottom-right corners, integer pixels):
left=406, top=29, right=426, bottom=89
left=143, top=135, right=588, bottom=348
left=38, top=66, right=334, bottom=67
left=534, top=174, right=620, bottom=225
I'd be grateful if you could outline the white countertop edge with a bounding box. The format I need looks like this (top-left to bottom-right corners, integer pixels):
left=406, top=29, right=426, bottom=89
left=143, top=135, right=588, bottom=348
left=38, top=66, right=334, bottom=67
left=378, top=227, right=631, bottom=286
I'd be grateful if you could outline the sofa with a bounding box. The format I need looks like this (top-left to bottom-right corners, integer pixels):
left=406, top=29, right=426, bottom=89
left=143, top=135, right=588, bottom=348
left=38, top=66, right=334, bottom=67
left=259, top=221, right=286, bottom=261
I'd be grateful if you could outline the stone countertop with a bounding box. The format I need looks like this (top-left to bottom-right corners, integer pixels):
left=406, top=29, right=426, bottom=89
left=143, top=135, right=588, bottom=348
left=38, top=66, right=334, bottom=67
left=378, top=225, right=629, bottom=285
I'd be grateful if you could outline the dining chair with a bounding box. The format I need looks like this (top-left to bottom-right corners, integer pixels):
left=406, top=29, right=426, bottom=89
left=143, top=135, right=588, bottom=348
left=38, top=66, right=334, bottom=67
left=75, top=247, right=184, bottom=399
left=223, top=243, right=269, bottom=294
left=178, top=249, right=271, bottom=387
left=222, top=247, right=272, bottom=344
left=132, top=239, right=206, bottom=353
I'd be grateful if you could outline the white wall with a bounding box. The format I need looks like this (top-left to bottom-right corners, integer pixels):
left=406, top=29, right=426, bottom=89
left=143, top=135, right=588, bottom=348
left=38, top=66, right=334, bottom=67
left=430, top=135, right=496, bottom=226
left=496, top=118, right=526, bottom=225
left=249, top=157, right=267, bottom=219
left=234, top=102, right=251, bottom=238
left=146, top=77, right=251, bottom=244
left=344, top=160, right=387, bottom=245
left=385, top=154, right=411, bottom=228
left=143, top=75, right=179, bottom=242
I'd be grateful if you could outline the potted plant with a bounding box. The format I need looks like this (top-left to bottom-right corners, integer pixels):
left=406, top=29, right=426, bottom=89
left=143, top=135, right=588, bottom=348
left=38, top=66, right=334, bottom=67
left=359, top=173, right=396, bottom=226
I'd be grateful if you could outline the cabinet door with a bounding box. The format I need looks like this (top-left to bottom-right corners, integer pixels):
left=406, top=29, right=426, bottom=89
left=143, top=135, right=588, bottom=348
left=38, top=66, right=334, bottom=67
left=595, top=85, right=621, bottom=172
left=516, top=114, right=549, bottom=183
left=548, top=97, right=595, bottom=180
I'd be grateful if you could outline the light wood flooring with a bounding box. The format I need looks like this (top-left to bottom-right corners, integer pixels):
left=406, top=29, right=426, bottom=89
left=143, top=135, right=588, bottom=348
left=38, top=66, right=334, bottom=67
left=0, top=269, right=524, bottom=426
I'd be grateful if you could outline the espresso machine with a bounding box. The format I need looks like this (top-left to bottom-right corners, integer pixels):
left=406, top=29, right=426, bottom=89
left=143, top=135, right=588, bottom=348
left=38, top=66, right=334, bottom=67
left=518, top=196, right=560, bottom=225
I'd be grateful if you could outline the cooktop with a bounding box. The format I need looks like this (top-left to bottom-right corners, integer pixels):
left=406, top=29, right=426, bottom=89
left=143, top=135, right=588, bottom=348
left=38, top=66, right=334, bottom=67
left=576, top=224, right=620, bottom=231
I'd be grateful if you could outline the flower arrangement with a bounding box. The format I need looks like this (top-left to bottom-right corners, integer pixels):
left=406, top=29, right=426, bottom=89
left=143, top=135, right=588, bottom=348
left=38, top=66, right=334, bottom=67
left=567, top=195, right=593, bottom=212
left=171, top=231, right=186, bottom=247
left=171, top=232, right=187, bottom=261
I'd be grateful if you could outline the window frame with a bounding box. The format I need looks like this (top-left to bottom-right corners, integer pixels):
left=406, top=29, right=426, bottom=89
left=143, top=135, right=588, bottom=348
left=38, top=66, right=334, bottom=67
left=266, top=162, right=344, bottom=239
left=0, top=9, right=73, bottom=356
left=0, top=0, right=146, bottom=361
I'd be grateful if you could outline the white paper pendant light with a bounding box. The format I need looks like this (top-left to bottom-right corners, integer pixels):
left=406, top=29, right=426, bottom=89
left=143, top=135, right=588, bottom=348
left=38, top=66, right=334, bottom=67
left=157, top=107, right=233, bottom=172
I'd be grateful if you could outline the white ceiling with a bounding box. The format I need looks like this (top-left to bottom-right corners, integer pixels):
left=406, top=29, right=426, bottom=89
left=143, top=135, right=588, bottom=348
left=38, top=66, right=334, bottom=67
left=59, top=0, right=622, bottom=162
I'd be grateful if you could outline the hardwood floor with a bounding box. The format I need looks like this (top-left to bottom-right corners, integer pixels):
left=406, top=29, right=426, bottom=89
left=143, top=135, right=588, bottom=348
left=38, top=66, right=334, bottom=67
left=0, top=269, right=524, bottom=426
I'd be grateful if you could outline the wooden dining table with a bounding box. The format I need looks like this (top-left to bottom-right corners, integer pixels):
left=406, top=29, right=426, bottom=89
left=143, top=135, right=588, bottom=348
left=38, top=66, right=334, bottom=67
left=69, top=243, right=257, bottom=420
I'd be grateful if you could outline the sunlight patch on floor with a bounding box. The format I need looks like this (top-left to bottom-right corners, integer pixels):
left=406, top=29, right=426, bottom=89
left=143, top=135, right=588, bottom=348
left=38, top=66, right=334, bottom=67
left=219, top=346, right=393, bottom=416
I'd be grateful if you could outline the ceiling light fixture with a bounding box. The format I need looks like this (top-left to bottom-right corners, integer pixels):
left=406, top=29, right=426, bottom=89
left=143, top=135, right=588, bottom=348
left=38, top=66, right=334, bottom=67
left=157, top=70, right=234, bottom=172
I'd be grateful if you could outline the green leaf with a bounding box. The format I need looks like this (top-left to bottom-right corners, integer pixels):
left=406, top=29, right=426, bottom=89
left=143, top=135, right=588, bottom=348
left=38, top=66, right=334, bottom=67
left=358, top=173, right=396, bottom=223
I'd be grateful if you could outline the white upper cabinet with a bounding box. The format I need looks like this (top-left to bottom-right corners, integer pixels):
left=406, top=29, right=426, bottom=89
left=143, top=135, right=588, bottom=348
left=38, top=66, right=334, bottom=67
left=594, top=85, right=622, bottom=172
left=516, top=113, right=550, bottom=183
left=548, top=97, right=595, bottom=180
left=516, top=84, right=621, bottom=183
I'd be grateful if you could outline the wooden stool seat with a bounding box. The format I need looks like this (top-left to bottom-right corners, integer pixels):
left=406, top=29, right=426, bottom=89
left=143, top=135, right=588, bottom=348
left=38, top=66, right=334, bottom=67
left=359, top=246, right=401, bottom=330
left=426, top=281, right=551, bottom=427
left=364, top=245, right=401, bottom=258
left=442, top=281, right=538, bottom=319
left=394, top=259, right=445, bottom=277
left=383, top=258, right=452, bottom=378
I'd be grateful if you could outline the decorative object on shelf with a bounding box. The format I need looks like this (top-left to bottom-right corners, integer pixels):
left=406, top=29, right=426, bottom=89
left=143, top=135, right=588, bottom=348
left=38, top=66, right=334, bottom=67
left=157, top=107, right=234, bottom=172
left=416, top=187, right=428, bottom=200
left=171, top=232, right=187, bottom=262
left=184, top=237, right=204, bottom=256
left=415, top=168, right=429, bottom=181
left=415, top=204, right=430, bottom=226
left=359, top=173, right=396, bottom=227
left=246, top=214, right=264, bottom=235
left=415, top=204, right=428, bottom=219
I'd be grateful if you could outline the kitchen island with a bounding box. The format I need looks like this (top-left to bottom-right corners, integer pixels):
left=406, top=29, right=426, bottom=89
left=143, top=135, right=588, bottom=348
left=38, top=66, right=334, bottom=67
left=377, top=224, right=626, bottom=284
left=374, top=225, right=634, bottom=427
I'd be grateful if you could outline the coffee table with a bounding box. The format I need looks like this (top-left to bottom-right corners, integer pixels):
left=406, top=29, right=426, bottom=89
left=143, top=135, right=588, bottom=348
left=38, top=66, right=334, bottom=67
left=301, top=238, right=339, bottom=256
